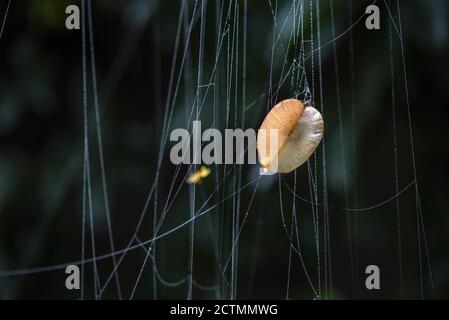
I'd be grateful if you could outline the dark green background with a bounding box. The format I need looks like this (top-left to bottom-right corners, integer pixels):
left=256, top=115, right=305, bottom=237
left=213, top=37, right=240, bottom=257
left=0, top=0, right=448, bottom=299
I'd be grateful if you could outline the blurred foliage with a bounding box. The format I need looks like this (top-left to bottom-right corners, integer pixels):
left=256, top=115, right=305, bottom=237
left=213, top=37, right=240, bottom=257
left=0, top=0, right=448, bottom=299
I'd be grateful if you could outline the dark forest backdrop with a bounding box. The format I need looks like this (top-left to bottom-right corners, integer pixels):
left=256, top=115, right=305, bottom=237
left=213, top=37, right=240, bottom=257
left=0, top=0, right=448, bottom=299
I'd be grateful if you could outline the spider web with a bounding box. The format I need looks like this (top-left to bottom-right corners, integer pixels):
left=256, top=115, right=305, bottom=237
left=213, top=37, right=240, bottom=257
left=0, top=0, right=435, bottom=300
